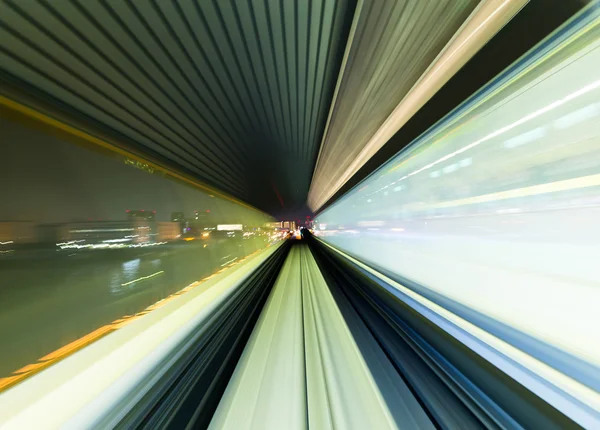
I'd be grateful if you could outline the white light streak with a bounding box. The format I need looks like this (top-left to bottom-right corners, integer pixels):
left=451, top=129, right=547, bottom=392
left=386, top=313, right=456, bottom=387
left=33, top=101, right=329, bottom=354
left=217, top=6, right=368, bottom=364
left=397, top=79, right=600, bottom=183
left=220, top=257, right=238, bottom=267
left=120, top=271, right=164, bottom=287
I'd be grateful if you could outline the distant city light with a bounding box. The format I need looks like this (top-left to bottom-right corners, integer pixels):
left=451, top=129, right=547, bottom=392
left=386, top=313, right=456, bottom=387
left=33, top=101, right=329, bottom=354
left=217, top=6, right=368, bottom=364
left=217, top=224, right=243, bottom=231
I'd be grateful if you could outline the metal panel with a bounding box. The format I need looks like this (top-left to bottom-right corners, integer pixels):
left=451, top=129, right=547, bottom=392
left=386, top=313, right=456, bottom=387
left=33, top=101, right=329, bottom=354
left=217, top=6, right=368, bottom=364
left=0, top=0, right=355, bottom=215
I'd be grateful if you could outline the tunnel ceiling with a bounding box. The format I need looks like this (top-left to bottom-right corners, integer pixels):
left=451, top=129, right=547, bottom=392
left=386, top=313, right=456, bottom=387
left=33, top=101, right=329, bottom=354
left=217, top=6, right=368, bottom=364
left=0, top=0, right=355, bottom=216
left=0, top=0, right=508, bottom=218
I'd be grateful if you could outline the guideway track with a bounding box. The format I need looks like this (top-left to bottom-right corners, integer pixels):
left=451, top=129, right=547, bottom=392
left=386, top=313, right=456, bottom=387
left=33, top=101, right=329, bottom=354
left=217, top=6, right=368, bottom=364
left=120, top=239, right=581, bottom=429
left=210, top=244, right=401, bottom=429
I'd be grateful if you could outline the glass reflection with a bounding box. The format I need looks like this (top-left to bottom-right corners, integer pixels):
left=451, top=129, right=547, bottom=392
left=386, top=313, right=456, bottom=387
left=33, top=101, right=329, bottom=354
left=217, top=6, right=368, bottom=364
left=0, top=114, right=277, bottom=379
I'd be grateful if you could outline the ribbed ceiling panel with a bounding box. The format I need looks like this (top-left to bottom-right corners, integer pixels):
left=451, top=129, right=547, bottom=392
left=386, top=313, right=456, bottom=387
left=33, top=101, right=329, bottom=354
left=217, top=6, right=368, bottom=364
left=0, top=0, right=355, bottom=215
left=308, top=0, right=480, bottom=211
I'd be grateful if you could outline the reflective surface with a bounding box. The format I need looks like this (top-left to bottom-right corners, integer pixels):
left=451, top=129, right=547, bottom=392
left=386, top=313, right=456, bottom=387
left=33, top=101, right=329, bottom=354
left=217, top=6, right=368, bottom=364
left=315, top=8, right=600, bottom=407
left=0, top=115, right=275, bottom=379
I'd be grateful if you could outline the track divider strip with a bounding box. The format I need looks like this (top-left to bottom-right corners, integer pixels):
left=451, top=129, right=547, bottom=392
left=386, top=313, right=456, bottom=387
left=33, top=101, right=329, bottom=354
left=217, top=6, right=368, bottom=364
left=209, top=243, right=397, bottom=430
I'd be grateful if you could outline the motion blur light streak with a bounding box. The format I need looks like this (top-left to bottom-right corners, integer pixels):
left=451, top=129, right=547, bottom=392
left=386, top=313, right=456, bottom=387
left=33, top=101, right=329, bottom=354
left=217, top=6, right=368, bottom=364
left=388, top=78, right=600, bottom=179
left=316, top=239, right=600, bottom=427
left=220, top=258, right=238, bottom=267
left=309, top=0, right=527, bottom=211
left=315, top=6, right=600, bottom=425
left=416, top=173, right=600, bottom=210
left=120, top=271, right=165, bottom=287
left=1, top=0, right=599, bottom=429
